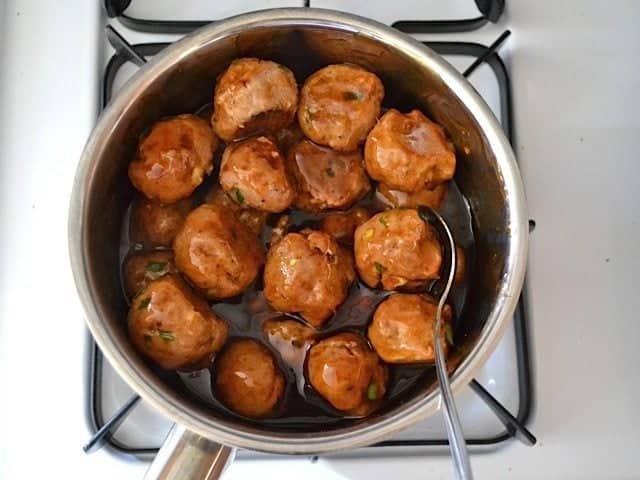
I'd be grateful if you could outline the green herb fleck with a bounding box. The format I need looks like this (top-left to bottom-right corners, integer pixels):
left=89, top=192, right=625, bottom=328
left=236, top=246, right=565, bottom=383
left=158, top=331, right=175, bottom=341
left=374, top=262, right=385, bottom=274
left=342, top=91, right=362, bottom=101
left=363, top=229, right=374, bottom=240
left=234, top=188, right=245, bottom=204
left=138, top=297, right=151, bottom=310
left=146, top=261, right=168, bottom=273
left=445, top=323, right=454, bottom=346
left=379, top=214, right=389, bottom=227
left=367, top=383, right=378, bottom=401
left=325, top=167, right=335, bottom=177
left=143, top=334, right=153, bottom=345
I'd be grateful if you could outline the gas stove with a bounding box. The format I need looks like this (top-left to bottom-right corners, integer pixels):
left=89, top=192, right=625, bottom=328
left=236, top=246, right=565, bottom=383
left=85, top=0, right=535, bottom=461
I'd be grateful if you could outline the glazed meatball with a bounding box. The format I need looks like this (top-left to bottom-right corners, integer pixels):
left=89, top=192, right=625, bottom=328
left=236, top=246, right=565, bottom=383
left=123, top=250, right=177, bottom=299
left=205, top=185, right=268, bottom=236
left=173, top=204, right=264, bottom=299
left=364, top=109, right=456, bottom=193
left=454, top=245, right=466, bottom=286
left=128, top=276, right=228, bottom=370
left=214, top=339, right=285, bottom=418
left=288, top=139, right=371, bottom=212
left=128, top=115, right=218, bottom=203
left=264, top=229, right=355, bottom=327
left=212, top=58, right=298, bottom=142
left=220, top=136, right=295, bottom=213
left=376, top=182, right=448, bottom=210
left=262, top=317, right=315, bottom=367
left=320, top=208, right=370, bottom=245
left=130, top=197, right=192, bottom=247
left=368, top=294, right=451, bottom=364
left=306, top=332, right=388, bottom=415
left=298, top=64, right=384, bottom=152
left=354, top=208, right=442, bottom=290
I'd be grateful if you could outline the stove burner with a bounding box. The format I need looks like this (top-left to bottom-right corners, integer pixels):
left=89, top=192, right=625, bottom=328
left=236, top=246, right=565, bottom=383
left=85, top=11, right=536, bottom=456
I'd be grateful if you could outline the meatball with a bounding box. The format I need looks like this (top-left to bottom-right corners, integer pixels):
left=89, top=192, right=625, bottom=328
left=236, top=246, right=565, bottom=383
left=306, top=332, right=388, bottom=415
left=128, top=114, right=218, bottom=203
left=288, top=139, right=371, bottom=212
left=368, top=294, right=451, bottom=364
left=354, top=208, right=442, bottom=290
left=123, top=250, right=177, bottom=299
left=212, top=58, right=298, bottom=142
left=298, top=64, right=384, bottom=152
left=205, top=185, right=267, bottom=236
left=376, top=182, right=448, bottom=210
left=454, top=245, right=466, bottom=286
left=214, top=339, right=285, bottom=418
left=173, top=204, right=264, bottom=299
left=130, top=197, right=192, bottom=247
left=364, top=109, right=456, bottom=192
left=264, top=230, right=355, bottom=327
left=128, top=276, right=228, bottom=370
left=320, top=208, right=370, bottom=245
left=262, top=317, right=315, bottom=367
left=220, top=136, right=295, bottom=213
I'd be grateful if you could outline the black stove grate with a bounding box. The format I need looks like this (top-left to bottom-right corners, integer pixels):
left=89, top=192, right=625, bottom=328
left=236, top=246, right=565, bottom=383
left=103, top=0, right=505, bottom=34
left=84, top=22, right=536, bottom=456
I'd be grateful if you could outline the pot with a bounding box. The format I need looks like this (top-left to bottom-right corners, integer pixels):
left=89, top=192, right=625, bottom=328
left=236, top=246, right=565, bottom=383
left=69, top=8, right=527, bottom=478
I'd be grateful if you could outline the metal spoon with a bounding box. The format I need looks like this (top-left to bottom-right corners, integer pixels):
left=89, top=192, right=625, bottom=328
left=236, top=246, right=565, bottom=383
left=418, top=205, right=473, bottom=480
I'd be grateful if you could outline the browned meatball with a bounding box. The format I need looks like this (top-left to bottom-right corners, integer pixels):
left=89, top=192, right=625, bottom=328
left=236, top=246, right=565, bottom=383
left=220, top=136, right=295, bottom=213
left=212, top=58, right=298, bottom=142
left=454, top=245, right=466, bottom=286
left=288, top=139, right=371, bottom=212
left=354, top=208, right=442, bottom=290
left=173, top=204, right=264, bottom=299
left=376, top=182, right=448, bottom=210
left=128, top=276, right=228, bottom=370
left=205, top=185, right=268, bottom=236
left=263, top=229, right=355, bottom=327
left=128, top=115, right=218, bottom=203
left=364, top=109, right=456, bottom=193
left=123, top=251, right=177, bottom=299
left=298, top=64, right=384, bottom=152
left=130, top=197, right=192, bottom=247
left=320, top=208, right=371, bottom=245
left=368, top=294, right=451, bottom=364
left=306, top=332, right=388, bottom=415
left=214, top=339, right=285, bottom=418
left=262, top=317, right=315, bottom=367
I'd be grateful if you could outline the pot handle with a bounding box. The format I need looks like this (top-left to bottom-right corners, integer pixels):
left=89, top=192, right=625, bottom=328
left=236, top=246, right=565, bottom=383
left=144, top=424, right=236, bottom=480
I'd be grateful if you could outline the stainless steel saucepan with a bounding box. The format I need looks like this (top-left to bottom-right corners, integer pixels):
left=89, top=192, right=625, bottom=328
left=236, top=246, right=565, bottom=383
left=69, top=8, right=527, bottom=478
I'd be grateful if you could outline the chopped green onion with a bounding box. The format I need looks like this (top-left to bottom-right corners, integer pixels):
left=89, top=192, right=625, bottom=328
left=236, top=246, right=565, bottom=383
left=363, top=229, right=374, bottom=240
left=374, top=262, right=385, bottom=274
left=367, top=383, right=378, bottom=401
left=234, top=188, right=244, bottom=204
left=158, top=331, right=175, bottom=341
left=138, top=297, right=151, bottom=310
left=445, top=323, right=454, bottom=346
left=146, top=261, right=168, bottom=273
left=379, top=214, right=389, bottom=227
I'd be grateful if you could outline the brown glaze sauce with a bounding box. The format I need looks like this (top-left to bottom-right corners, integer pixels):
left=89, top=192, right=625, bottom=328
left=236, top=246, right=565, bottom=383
left=119, top=102, right=475, bottom=431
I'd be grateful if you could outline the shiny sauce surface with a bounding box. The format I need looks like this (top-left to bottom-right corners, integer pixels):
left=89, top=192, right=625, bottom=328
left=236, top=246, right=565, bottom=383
left=119, top=103, right=475, bottom=431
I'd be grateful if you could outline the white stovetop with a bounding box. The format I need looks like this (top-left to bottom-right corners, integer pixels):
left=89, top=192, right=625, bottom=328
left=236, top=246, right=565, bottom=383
left=0, top=1, right=639, bottom=479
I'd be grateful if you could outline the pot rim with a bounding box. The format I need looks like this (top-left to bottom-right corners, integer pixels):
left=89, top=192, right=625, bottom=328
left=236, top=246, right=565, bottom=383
left=68, top=7, right=528, bottom=454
